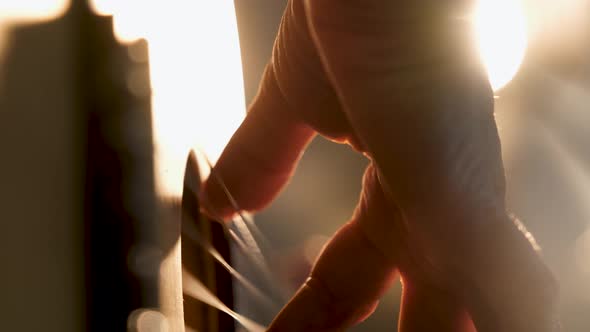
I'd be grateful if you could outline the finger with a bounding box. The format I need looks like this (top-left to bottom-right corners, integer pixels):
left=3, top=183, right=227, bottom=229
left=304, top=1, right=559, bottom=330
left=200, top=65, right=315, bottom=220
left=304, top=0, right=493, bottom=215
left=399, top=274, right=475, bottom=332
left=201, top=0, right=353, bottom=220
left=270, top=0, right=357, bottom=143
left=356, top=164, right=473, bottom=332
left=268, top=165, right=401, bottom=331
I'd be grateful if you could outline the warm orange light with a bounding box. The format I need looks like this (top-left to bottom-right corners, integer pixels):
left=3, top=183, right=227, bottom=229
left=474, top=0, right=528, bottom=91
left=91, top=0, right=246, bottom=197
left=0, top=0, right=68, bottom=56
left=0, top=0, right=67, bottom=19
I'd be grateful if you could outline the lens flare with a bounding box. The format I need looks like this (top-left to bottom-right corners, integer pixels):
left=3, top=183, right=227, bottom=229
left=474, top=0, right=528, bottom=91
left=91, top=0, right=246, bottom=197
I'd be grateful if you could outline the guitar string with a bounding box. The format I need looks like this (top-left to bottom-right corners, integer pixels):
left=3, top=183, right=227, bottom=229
left=202, top=153, right=287, bottom=299
left=201, top=154, right=272, bottom=260
left=182, top=162, right=281, bottom=302
left=181, top=150, right=284, bottom=331
left=181, top=205, right=274, bottom=331
left=181, top=212, right=278, bottom=311
left=182, top=268, right=266, bottom=332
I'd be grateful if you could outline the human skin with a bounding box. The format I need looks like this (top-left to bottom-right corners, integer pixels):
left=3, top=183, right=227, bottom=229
left=200, top=0, right=559, bottom=331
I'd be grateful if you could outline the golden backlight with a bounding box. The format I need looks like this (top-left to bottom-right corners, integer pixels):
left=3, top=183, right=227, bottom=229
left=1, top=0, right=531, bottom=195
left=474, top=0, right=528, bottom=91
left=0, top=0, right=66, bottom=19
left=0, top=0, right=68, bottom=53
left=91, top=0, right=246, bottom=197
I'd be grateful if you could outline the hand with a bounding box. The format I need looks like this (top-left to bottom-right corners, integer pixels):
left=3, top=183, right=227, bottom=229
left=200, top=0, right=559, bottom=331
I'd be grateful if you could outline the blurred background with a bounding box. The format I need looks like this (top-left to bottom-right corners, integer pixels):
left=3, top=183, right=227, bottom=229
left=0, top=0, right=589, bottom=331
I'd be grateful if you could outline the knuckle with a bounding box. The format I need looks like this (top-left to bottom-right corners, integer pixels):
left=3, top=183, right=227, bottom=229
left=272, top=0, right=351, bottom=138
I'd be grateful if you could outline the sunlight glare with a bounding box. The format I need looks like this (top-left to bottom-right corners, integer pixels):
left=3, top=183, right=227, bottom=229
left=474, top=0, right=528, bottom=91
left=0, top=0, right=67, bottom=20
left=91, top=0, right=246, bottom=197
left=0, top=0, right=68, bottom=55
